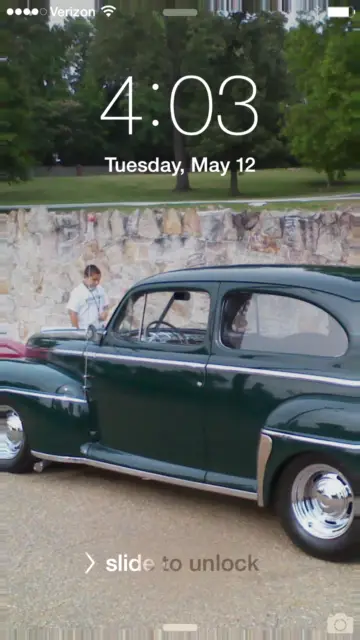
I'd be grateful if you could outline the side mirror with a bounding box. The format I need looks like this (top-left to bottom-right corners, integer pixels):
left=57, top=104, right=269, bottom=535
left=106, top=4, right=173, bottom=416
left=86, top=325, right=105, bottom=344
left=174, top=291, right=191, bottom=301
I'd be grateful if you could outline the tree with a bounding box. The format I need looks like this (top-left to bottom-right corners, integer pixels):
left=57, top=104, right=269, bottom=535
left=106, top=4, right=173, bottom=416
left=283, top=19, right=360, bottom=185
left=52, top=18, right=107, bottom=165
left=0, top=58, right=33, bottom=182
left=344, top=20, right=360, bottom=168
left=90, top=9, right=239, bottom=191
left=186, top=11, right=289, bottom=195
left=2, top=14, right=108, bottom=169
left=62, top=17, right=95, bottom=93
left=54, top=71, right=108, bottom=165
left=0, top=18, right=33, bottom=182
left=89, top=10, right=174, bottom=170
left=163, top=14, right=191, bottom=191
left=3, top=14, right=71, bottom=167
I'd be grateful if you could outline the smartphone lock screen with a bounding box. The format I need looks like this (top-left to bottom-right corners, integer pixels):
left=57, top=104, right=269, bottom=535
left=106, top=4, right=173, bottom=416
left=1, top=0, right=360, bottom=634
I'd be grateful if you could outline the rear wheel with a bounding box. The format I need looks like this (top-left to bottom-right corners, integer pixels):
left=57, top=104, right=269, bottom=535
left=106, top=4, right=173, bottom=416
left=275, top=454, right=359, bottom=561
left=0, top=405, right=34, bottom=473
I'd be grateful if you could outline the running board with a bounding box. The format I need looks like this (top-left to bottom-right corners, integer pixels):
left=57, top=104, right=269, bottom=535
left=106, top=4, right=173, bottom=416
left=31, top=450, right=258, bottom=502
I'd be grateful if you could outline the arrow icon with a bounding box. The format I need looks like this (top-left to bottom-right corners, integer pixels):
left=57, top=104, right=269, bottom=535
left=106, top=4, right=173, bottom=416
left=85, top=552, right=95, bottom=574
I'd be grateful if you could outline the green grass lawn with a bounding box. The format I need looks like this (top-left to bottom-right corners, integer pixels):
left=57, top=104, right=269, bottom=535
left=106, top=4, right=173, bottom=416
left=0, top=168, right=359, bottom=207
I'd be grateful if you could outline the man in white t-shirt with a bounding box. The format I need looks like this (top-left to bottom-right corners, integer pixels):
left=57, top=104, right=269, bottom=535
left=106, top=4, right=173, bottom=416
left=67, top=264, right=110, bottom=330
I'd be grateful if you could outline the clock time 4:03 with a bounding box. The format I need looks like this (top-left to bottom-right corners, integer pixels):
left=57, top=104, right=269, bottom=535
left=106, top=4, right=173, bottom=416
left=100, top=75, right=259, bottom=136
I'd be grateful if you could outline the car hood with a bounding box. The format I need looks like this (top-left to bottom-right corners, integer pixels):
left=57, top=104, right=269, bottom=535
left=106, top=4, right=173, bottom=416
left=26, top=328, right=89, bottom=352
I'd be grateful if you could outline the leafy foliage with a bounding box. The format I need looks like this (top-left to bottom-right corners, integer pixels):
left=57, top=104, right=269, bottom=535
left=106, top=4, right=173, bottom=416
left=1, top=9, right=359, bottom=188
left=283, top=20, right=360, bottom=184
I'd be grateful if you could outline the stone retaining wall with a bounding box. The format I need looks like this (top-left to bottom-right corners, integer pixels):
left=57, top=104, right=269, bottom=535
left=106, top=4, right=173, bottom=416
left=2, top=205, right=360, bottom=341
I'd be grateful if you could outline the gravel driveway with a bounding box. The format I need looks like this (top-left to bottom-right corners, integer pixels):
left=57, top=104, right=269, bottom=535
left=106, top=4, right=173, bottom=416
left=4, top=464, right=359, bottom=632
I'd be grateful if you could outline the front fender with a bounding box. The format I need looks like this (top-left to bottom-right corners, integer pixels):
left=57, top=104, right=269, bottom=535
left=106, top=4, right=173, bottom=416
left=0, top=359, right=91, bottom=457
left=0, top=357, right=86, bottom=393
left=259, top=395, right=360, bottom=507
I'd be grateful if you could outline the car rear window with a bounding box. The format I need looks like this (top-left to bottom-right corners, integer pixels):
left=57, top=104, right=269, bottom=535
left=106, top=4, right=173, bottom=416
left=220, top=291, right=348, bottom=357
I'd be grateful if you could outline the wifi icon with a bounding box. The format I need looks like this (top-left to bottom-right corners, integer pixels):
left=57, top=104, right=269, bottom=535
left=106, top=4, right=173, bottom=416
left=101, top=5, right=116, bottom=17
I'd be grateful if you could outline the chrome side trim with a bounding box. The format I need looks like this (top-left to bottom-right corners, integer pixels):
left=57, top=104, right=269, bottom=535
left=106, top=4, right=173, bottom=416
left=30, top=450, right=258, bottom=501
left=207, top=363, right=360, bottom=388
left=54, top=350, right=360, bottom=386
left=54, top=348, right=204, bottom=370
left=257, top=434, right=273, bottom=507
left=263, top=428, right=360, bottom=451
left=0, top=388, right=87, bottom=404
left=52, top=349, right=85, bottom=356
left=85, top=351, right=205, bottom=370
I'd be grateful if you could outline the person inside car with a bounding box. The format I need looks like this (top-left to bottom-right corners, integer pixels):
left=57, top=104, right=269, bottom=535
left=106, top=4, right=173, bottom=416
left=221, top=292, right=252, bottom=349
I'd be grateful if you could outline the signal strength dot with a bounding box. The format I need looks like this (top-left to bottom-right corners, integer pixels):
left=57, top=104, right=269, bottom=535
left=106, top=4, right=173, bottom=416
left=8, top=7, right=42, bottom=15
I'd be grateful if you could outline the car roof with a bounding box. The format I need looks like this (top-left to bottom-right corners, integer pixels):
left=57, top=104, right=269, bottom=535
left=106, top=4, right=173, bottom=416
left=138, top=265, right=360, bottom=301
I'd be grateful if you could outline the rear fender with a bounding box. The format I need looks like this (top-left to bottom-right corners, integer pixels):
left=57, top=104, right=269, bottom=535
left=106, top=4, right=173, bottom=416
left=258, top=395, right=360, bottom=507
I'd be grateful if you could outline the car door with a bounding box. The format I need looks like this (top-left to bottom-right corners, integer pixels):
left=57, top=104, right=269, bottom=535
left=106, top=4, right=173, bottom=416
left=204, top=282, right=349, bottom=492
left=86, top=282, right=219, bottom=482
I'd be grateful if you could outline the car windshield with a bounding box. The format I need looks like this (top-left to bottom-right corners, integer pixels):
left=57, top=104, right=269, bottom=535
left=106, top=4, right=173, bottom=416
left=112, top=289, right=210, bottom=345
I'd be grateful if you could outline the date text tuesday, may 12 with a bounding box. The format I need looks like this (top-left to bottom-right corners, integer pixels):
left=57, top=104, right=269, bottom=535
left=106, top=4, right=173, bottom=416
left=105, top=156, right=255, bottom=177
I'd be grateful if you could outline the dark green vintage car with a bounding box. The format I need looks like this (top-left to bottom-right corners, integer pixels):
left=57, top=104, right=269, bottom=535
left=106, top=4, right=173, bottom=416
left=1, top=265, right=360, bottom=561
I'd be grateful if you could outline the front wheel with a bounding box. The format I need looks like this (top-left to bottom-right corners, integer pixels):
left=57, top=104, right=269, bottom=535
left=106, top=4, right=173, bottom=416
left=0, top=405, right=34, bottom=473
left=275, top=454, right=359, bottom=562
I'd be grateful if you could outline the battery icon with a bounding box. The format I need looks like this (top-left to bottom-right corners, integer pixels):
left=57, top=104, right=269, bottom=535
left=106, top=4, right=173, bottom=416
left=327, top=6, right=351, bottom=16
left=163, top=9, right=198, bottom=16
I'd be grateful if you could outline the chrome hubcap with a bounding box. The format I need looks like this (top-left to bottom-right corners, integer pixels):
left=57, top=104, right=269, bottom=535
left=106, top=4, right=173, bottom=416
left=292, top=464, right=354, bottom=540
left=0, top=406, right=25, bottom=460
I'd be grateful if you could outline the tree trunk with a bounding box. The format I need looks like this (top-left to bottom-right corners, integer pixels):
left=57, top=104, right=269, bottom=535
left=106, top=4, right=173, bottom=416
left=229, top=159, right=240, bottom=196
left=164, top=15, right=191, bottom=192
left=173, top=127, right=190, bottom=191
left=326, top=169, right=335, bottom=186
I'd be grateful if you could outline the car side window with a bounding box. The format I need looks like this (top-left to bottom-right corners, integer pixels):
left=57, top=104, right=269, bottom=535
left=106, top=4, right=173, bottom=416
left=112, top=289, right=210, bottom=346
left=220, top=291, right=348, bottom=357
